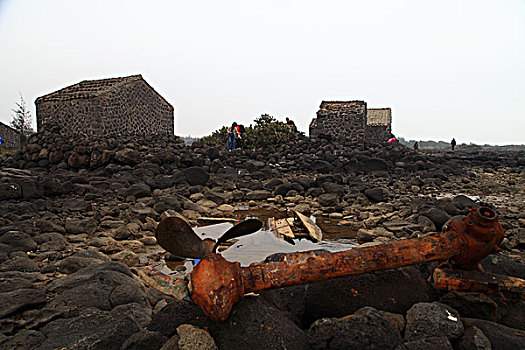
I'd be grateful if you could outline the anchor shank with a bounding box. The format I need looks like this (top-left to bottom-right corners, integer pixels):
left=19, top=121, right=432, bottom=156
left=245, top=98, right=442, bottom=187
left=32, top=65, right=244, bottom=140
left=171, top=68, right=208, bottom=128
left=241, top=231, right=464, bottom=292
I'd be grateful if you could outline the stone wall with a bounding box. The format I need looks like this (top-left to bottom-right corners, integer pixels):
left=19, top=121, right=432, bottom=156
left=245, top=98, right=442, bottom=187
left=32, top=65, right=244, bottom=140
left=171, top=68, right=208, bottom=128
left=365, top=125, right=392, bottom=143
left=310, top=101, right=367, bottom=144
left=99, top=80, right=173, bottom=136
left=37, top=99, right=97, bottom=137
left=36, top=77, right=174, bottom=137
left=0, top=121, right=20, bottom=148
left=365, top=108, right=392, bottom=143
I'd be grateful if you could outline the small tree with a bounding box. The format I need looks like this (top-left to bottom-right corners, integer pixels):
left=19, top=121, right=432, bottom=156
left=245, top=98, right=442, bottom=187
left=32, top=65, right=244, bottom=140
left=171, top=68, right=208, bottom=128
left=11, top=93, right=34, bottom=144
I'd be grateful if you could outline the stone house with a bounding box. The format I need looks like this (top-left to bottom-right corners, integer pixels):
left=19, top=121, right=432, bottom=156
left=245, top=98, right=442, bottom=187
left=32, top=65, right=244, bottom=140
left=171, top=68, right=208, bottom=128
left=35, top=74, right=174, bottom=137
left=309, top=101, right=392, bottom=144
left=0, top=121, right=20, bottom=148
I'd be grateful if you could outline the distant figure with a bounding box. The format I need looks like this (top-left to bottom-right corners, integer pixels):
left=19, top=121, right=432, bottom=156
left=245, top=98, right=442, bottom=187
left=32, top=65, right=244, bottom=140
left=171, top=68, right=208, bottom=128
left=413, top=141, right=419, bottom=150
left=387, top=137, right=397, bottom=144
left=227, top=122, right=239, bottom=150
left=236, top=124, right=245, bottom=149
left=451, top=138, right=456, bottom=151
left=285, top=117, right=297, bottom=132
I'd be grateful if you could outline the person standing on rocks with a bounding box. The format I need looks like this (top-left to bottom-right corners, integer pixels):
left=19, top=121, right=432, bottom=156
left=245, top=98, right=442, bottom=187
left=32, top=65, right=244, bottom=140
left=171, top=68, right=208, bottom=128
left=227, top=122, right=240, bottom=151
left=413, top=141, right=418, bottom=150
left=451, top=138, right=456, bottom=151
left=285, top=117, right=297, bottom=132
left=236, top=124, right=245, bottom=149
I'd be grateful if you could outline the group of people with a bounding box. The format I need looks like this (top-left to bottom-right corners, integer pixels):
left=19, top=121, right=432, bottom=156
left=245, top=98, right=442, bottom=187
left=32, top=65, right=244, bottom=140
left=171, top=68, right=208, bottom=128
left=226, top=122, right=244, bottom=151
left=226, top=117, right=296, bottom=151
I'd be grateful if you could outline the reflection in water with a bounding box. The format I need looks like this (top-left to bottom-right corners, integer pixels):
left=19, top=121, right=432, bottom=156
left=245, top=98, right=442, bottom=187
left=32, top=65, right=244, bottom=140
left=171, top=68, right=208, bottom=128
left=221, top=229, right=358, bottom=266
left=155, top=208, right=359, bottom=274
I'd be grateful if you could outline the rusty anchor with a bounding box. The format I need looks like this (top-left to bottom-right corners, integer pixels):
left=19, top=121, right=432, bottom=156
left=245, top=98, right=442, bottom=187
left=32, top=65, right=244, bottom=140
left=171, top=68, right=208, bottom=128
left=143, top=206, right=523, bottom=322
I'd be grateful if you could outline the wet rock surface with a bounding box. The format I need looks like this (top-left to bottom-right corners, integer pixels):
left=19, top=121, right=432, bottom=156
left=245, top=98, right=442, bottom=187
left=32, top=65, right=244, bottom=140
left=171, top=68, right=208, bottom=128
left=0, top=131, right=524, bottom=349
left=404, top=302, right=464, bottom=341
left=308, top=306, right=403, bottom=349
left=209, top=296, right=309, bottom=350
left=462, top=318, right=525, bottom=350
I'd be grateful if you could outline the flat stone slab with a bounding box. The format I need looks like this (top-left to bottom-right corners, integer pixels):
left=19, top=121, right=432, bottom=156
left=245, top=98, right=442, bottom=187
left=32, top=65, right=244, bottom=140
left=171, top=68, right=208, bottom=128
left=0, top=288, right=46, bottom=318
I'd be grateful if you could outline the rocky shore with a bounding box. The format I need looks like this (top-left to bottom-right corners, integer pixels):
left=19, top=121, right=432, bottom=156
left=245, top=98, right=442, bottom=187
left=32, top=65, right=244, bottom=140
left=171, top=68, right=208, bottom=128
left=0, top=129, right=524, bottom=349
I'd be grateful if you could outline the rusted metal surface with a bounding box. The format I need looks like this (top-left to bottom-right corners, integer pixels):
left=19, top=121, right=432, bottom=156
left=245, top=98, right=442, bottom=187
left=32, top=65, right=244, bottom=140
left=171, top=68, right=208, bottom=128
left=156, top=216, right=215, bottom=259
left=240, top=230, right=465, bottom=292
left=433, top=268, right=525, bottom=300
left=211, top=219, right=263, bottom=253
left=445, top=206, right=504, bottom=270
left=190, top=254, right=245, bottom=322
left=190, top=206, right=505, bottom=321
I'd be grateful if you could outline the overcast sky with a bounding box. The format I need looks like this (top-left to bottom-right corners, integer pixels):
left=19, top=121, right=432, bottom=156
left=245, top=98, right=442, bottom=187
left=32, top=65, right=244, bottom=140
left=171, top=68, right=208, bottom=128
left=0, top=0, right=524, bottom=145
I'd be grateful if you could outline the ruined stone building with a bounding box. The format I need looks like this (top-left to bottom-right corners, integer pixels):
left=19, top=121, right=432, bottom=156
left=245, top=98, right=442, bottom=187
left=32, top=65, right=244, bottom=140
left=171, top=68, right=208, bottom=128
left=309, top=101, right=392, bottom=144
left=0, top=121, right=20, bottom=148
left=35, top=74, right=174, bottom=137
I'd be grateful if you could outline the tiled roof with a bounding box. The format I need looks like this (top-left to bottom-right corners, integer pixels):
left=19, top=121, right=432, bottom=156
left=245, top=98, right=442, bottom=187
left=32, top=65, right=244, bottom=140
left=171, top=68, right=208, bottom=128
left=36, top=75, right=143, bottom=103
left=367, top=108, right=391, bottom=126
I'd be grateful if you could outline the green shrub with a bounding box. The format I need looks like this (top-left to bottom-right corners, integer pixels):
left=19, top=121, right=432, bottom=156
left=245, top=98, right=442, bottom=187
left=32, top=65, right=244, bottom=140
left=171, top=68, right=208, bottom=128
left=199, top=114, right=303, bottom=150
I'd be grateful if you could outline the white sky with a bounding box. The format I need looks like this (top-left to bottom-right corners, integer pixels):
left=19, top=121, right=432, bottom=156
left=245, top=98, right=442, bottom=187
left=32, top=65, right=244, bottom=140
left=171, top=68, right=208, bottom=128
left=0, top=0, right=524, bottom=145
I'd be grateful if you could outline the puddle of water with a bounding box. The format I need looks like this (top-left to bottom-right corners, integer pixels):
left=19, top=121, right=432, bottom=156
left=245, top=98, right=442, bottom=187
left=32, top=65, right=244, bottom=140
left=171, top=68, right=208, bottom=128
left=233, top=208, right=356, bottom=238
left=220, top=229, right=358, bottom=266
left=314, top=216, right=354, bottom=237
left=149, top=208, right=358, bottom=276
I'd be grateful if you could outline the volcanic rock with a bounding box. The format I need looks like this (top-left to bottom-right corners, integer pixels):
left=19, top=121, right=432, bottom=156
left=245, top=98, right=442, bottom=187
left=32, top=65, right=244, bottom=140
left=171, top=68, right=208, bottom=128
left=121, top=331, right=169, bottom=350
left=365, top=187, right=389, bottom=203
left=463, top=318, right=525, bottom=350
left=184, top=167, right=209, bottom=186
left=0, top=288, right=46, bottom=318
left=177, top=324, right=217, bottom=350
left=209, top=296, right=309, bottom=350
left=439, top=291, right=498, bottom=322
left=0, top=330, right=45, bottom=350
left=304, top=265, right=438, bottom=325
left=404, top=302, right=464, bottom=341
left=308, top=306, right=402, bottom=350
left=38, top=311, right=140, bottom=350
left=395, top=336, right=453, bottom=350
left=0, top=231, right=37, bottom=253
left=455, top=326, right=491, bottom=350
left=317, top=193, right=339, bottom=207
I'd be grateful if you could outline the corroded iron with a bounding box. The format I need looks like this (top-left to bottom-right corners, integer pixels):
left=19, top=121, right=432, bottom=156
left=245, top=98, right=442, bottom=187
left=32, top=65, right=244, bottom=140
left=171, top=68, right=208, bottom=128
left=211, top=219, right=263, bottom=253
left=156, top=216, right=215, bottom=259
left=190, top=206, right=505, bottom=321
left=433, top=268, right=525, bottom=300
left=190, top=254, right=245, bottom=322
left=445, top=206, right=504, bottom=270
